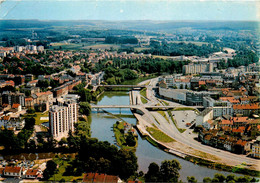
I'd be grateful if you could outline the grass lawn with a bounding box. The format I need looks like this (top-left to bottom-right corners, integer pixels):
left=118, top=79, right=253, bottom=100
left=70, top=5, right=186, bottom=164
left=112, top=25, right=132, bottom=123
left=140, top=88, right=147, bottom=98
left=84, top=44, right=120, bottom=50
left=34, top=112, right=49, bottom=125
left=49, top=43, right=84, bottom=50
left=134, top=47, right=151, bottom=52
left=141, top=97, right=148, bottom=104
left=49, top=158, right=84, bottom=182
left=146, top=127, right=175, bottom=143
left=23, top=112, right=49, bottom=125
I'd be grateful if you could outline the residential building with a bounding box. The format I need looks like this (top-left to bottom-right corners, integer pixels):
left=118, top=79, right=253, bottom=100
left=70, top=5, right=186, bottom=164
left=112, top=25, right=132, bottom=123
left=183, top=63, right=214, bottom=75
left=0, top=115, right=25, bottom=130
left=53, top=79, right=81, bottom=97
left=24, top=169, right=41, bottom=179
left=203, top=119, right=216, bottom=130
left=1, top=91, right=25, bottom=107
left=49, top=94, right=79, bottom=140
left=233, top=103, right=259, bottom=116
left=213, top=105, right=233, bottom=118
left=3, top=166, right=22, bottom=178
left=82, top=173, right=123, bottom=183
left=252, top=139, right=260, bottom=159
left=196, top=107, right=213, bottom=126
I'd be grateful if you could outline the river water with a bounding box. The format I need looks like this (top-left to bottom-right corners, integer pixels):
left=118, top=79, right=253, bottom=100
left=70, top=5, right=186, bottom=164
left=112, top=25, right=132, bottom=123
left=91, top=91, right=242, bottom=182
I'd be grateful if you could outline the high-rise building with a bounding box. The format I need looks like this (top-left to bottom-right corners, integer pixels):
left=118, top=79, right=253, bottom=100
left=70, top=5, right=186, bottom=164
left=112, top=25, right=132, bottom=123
left=49, top=94, right=79, bottom=140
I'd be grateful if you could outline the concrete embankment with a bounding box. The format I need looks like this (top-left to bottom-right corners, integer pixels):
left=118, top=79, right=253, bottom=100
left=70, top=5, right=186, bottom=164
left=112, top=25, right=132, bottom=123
left=132, top=110, right=260, bottom=176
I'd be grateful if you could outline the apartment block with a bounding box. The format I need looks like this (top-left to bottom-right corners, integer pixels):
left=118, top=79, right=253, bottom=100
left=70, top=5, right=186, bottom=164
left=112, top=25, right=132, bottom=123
left=49, top=94, right=79, bottom=140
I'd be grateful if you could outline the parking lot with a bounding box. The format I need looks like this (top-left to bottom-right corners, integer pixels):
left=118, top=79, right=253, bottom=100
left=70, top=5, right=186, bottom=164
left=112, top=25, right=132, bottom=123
left=171, top=110, right=197, bottom=129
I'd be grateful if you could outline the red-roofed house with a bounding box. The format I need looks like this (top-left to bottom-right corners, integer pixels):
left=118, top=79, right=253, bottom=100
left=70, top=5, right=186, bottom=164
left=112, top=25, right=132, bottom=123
left=203, top=120, right=216, bottom=130
left=36, top=91, right=53, bottom=104
left=25, top=97, right=35, bottom=109
left=199, top=80, right=206, bottom=86
left=12, top=103, right=21, bottom=112
left=233, top=103, right=259, bottom=116
left=25, top=169, right=41, bottom=179
left=82, top=173, right=123, bottom=183
left=27, top=80, right=38, bottom=87
left=4, top=166, right=22, bottom=177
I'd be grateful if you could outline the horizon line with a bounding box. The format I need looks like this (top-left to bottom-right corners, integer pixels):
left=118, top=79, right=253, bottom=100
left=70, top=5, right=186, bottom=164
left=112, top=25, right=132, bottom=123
left=1, top=19, right=260, bottom=22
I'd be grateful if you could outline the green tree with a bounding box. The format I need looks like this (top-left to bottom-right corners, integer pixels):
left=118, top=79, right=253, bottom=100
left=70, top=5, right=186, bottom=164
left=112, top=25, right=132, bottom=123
left=160, top=160, right=181, bottom=182
left=214, top=173, right=226, bottom=182
left=203, top=177, right=212, bottom=183
left=145, top=162, right=160, bottom=182
left=187, top=176, right=197, bottom=183
left=211, top=178, right=219, bottom=183
left=43, top=160, right=57, bottom=180
left=24, top=117, right=35, bottom=130
left=79, top=102, right=91, bottom=116
left=125, top=133, right=136, bottom=146
left=226, top=174, right=236, bottom=182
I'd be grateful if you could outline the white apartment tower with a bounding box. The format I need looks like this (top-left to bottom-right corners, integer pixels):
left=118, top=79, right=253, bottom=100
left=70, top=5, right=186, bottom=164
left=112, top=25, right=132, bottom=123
left=49, top=94, right=79, bottom=140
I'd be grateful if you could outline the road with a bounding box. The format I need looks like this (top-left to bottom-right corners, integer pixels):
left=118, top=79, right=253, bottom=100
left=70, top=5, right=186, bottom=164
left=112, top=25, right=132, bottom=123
left=136, top=78, right=260, bottom=169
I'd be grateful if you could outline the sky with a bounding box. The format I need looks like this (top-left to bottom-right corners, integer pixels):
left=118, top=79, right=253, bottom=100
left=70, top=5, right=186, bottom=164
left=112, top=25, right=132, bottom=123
left=0, top=0, right=259, bottom=21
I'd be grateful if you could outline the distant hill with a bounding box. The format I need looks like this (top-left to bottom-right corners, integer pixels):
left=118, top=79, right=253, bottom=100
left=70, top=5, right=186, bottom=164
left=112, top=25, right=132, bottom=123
left=0, top=20, right=259, bottom=32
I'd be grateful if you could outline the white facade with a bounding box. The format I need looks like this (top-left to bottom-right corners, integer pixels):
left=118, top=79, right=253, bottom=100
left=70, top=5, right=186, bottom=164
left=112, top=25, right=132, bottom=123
left=196, top=107, right=213, bottom=126
left=159, top=88, right=187, bottom=103
left=213, top=106, right=233, bottom=118
left=49, top=96, right=78, bottom=140
left=37, top=46, right=44, bottom=52
left=252, top=141, right=260, bottom=158
left=183, top=63, right=213, bottom=75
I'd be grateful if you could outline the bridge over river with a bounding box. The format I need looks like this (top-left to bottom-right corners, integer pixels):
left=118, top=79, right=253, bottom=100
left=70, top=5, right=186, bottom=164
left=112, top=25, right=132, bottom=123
left=100, top=85, right=146, bottom=89
left=91, top=104, right=204, bottom=110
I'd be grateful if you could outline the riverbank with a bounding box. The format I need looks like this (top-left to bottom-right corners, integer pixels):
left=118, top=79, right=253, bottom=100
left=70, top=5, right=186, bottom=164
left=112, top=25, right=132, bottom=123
left=133, top=105, right=260, bottom=177
left=113, top=121, right=138, bottom=150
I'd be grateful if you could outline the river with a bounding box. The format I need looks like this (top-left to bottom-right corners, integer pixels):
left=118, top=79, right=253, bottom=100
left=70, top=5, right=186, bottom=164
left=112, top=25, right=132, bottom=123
left=91, top=91, right=242, bottom=182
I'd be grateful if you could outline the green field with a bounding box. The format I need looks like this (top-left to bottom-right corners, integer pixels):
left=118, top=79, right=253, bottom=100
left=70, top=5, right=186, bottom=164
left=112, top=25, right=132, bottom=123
left=49, top=43, right=84, bottom=50
left=49, top=158, right=84, bottom=182
left=169, top=41, right=209, bottom=46
left=141, top=97, right=148, bottom=104
left=84, top=44, right=120, bottom=50
left=134, top=47, right=151, bottom=52
left=146, top=127, right=175, bottom=143
left=23, top=112, right=49, bottom=125
left=49, top=42, right=121, bottom=50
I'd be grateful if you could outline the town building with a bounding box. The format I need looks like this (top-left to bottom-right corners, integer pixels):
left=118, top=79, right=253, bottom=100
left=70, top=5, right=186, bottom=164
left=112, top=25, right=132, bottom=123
left=252, top=138, right=260, bottom=159
left=1, top=92, right=25, bottom=107
left=3, top=166, right=23, bottom=178
left=49, top=94, right=79, bottom=140
left=0, top=115, right=25, bottom=130
left=82, top=173, right=123, bottom=183
left=183, top=63, right=214, bottom=75
left=196, top=107, right=213, bottom=126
